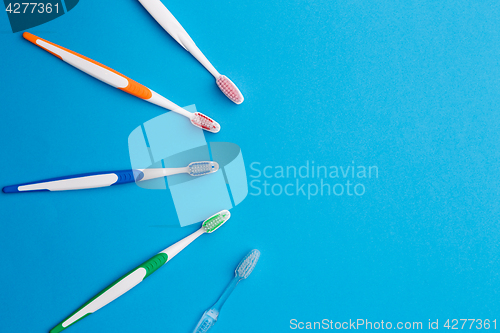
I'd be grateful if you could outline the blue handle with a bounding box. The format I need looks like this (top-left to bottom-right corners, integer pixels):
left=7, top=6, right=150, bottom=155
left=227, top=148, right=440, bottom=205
left=2, top=169, right=144, bottom=193
left=113, top=170, right=145, bottom=183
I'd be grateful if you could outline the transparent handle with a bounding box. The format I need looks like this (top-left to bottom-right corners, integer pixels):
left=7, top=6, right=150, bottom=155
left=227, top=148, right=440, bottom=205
left=193, top=309, right=219, bottom=333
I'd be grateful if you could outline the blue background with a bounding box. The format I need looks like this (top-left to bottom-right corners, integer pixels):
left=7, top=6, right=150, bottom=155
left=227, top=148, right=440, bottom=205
left=1, top=0, right=499, bottom=332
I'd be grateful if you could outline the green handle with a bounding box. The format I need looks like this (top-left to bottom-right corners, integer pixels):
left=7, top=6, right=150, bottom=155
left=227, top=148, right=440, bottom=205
left=50, top=253, right=168, bottom=333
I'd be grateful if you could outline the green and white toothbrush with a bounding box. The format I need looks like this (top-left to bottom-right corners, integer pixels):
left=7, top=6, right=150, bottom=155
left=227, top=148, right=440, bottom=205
left=50, top=210, right=231, bottom=333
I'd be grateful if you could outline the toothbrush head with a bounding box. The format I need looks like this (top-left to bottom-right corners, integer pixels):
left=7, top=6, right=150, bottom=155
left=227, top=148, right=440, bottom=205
left=235, top=249, right=260, bottom=279
left=202, top=210, right=231, bottom=233
left=188, top=161, right=219, bottom=176
left=191, top=112, right=221, bottom=133
left=216, top=75, right=244, bottom=104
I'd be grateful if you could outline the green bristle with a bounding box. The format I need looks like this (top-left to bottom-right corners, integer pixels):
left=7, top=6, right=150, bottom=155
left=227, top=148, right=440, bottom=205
left=202, top=211, right=230, bottom=233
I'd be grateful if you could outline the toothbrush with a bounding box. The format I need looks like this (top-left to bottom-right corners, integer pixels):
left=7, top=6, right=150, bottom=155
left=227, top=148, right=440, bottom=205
left=2, top=161, right=218, bottom=193
left=193, top=249, right=260, bottom=333
left=138, top=0, right=244, bottom=104
left=22, top=32, right=220, bottom=133
left=49, top=210, right=231, bottom=333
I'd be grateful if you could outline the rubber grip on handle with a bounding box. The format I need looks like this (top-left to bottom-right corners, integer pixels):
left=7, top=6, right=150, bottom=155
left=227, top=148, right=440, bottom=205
left=114, top=170, right=145, bottom=184
left=22, top=32, right=153, bottom=100
left=2, top=184, right=47, bottom=193
left=49, top=253, right=168, bottom=333
left=2, top=170, right=144, bottom=193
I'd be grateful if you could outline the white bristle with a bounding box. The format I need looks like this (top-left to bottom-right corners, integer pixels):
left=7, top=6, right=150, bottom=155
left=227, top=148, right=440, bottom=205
left=188, top=161, right=219, bottom=176
left=235, top=249, right=260, bottom=279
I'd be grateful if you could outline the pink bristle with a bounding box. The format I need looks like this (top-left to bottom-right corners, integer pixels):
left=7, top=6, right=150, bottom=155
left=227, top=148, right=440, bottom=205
left=191, top=112, right=220, bottom=133
left=216, top=75, right=244, bottom=104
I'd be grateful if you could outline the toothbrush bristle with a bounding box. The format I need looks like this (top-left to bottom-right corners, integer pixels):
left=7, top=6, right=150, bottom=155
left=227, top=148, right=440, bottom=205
left=191, top=112, right=221, bottom=133
left=216, top=75, right=244, bottom=104
left=202, top=210, right=230, bottom=233
left=235, top=249, right=260, bottom=279
left=188, top=161, right=219, bottom=176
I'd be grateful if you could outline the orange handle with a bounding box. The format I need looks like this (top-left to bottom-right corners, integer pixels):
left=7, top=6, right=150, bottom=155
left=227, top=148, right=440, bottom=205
left=23, top=32, right=153, bottom=100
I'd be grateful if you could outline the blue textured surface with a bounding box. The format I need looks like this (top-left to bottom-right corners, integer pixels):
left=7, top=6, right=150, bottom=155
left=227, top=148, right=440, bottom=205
left=1, top=0, right=500, bottom=332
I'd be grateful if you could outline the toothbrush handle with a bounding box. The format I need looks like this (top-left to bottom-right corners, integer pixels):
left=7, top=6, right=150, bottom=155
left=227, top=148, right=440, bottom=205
left=137, top=0, right=220, bottom=78
left=212, top=275, right=240, bottom=312
left=21, top=33, right=193, bottom=118
left=2, top=170, right=143, bottom=193
left=191, top=277, right=239, bottom=333
left=22, top=32, right=153, bottom=100
left=139, top=167, right=189, bottom=181
left=51, top=228, right=205, bottom=333
left=50, top=253, right=168, bottom=333
left=192, top=308, right=219, bottom=333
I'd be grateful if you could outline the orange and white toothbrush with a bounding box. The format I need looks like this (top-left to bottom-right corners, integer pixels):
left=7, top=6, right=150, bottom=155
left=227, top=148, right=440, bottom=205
left=138, top=0, right=244, bottom=104
left=22, top=32, right=220, bottom=133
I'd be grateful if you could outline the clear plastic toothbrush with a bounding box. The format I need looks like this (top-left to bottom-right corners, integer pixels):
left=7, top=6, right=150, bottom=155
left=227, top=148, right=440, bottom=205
left=193, top=249, right=261, bottom=333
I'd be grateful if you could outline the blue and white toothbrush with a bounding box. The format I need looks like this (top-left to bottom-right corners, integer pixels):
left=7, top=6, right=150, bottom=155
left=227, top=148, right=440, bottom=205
left=193, top=249, right=261, bottom=333
left=2, top=161, right=218, bottom=193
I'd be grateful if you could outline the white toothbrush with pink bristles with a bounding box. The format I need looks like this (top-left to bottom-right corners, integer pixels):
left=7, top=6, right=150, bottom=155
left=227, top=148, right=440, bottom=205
left=138, top=0, right=244, bottom=104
